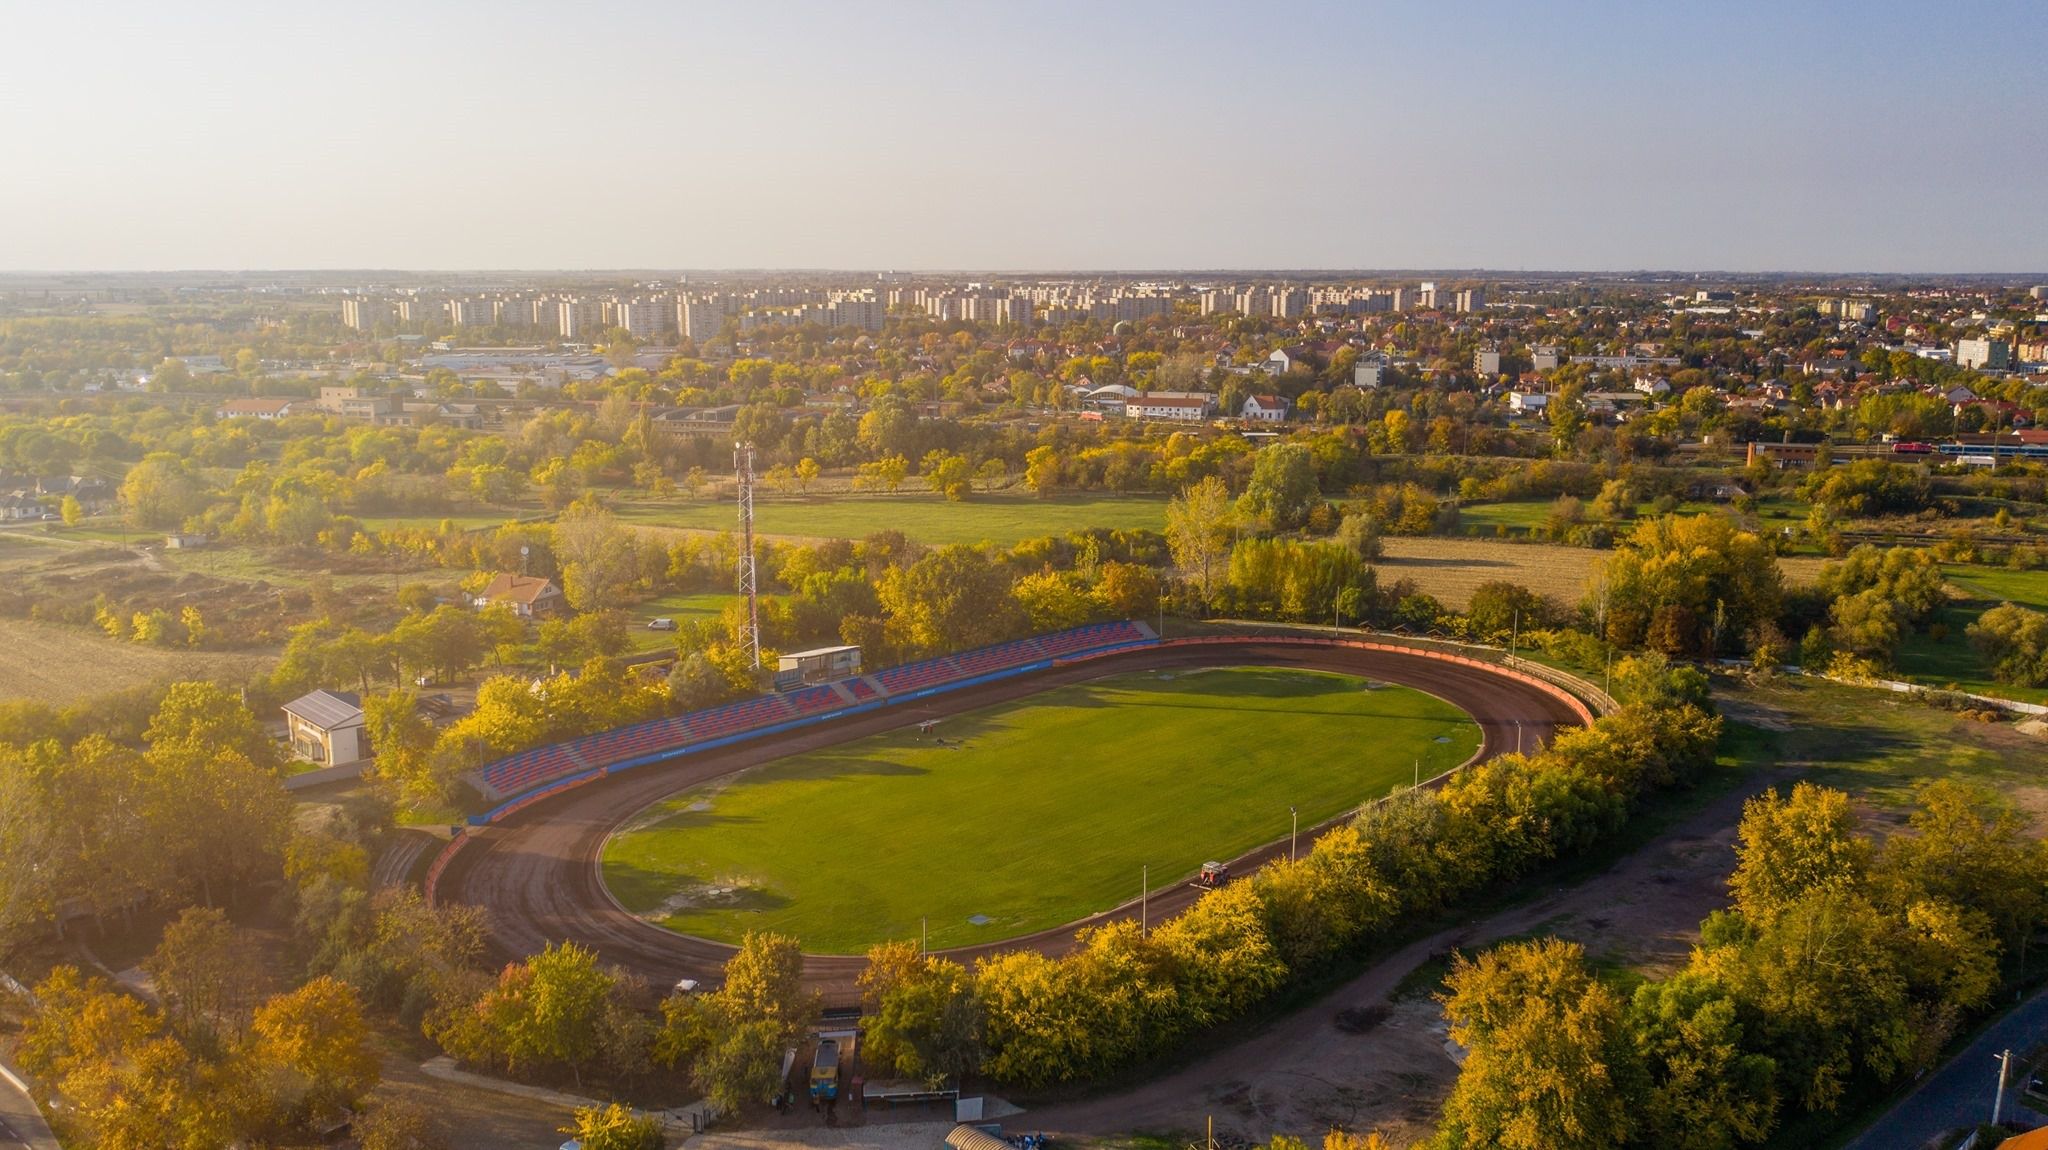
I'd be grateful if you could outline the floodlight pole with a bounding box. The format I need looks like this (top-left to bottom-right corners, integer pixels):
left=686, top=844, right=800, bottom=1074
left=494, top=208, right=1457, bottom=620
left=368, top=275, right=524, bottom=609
left=735, top=442, right=761, bottom=669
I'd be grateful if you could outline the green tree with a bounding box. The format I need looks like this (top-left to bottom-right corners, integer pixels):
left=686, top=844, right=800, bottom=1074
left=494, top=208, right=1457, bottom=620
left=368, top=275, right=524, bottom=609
left=561, top=1103, right=664, bottom=1150
left=1728, top=783, right=1869, bottom=926
left=1596, top=514, right=1783, bottom=656
left=1968, top=603, right=2048, bottom=686
left=1236, top=443, right=1319, bottom=529
left=146, top=906, right=257, bottom=1038
left=1626, top=972, right=1779, bottom=1148
left=353, top=1096, right=450, bottom=1150
left=658, top=933, right=818, bottom=1111
left=877, top=545, right=1023, bottom=653
left=1166, top=475, right=1238, bottom=608
left=859, top=941, right=983, bottom=1086
left=244, top=975, right=380, bottom=1130
left=119, top=451, right=208, bottom=529
left=1433, top=938, right=1640, bottom=1150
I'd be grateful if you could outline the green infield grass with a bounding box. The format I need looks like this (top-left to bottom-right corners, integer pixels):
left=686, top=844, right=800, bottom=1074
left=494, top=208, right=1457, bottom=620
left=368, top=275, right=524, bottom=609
left=614, top=492, right=1167, bottom=547
left=602, top=665, right=1480, bottom=952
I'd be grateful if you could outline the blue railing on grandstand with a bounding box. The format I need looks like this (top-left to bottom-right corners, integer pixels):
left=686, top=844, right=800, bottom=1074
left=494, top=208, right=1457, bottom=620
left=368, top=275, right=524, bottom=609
left=467, top=619, right=1156, bottom=813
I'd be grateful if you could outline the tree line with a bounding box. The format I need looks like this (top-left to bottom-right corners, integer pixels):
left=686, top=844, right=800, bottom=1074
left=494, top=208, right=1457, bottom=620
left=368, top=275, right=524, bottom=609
left=1427, top=776, right=2048, bottom=1148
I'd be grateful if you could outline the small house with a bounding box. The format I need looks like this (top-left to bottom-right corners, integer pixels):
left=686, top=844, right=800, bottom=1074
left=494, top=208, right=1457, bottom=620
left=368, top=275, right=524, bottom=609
left=1241, top=394, right=1291, bottom=423
left=164, top=532, right=211, bottom=549
left=474, top=573, right=564, bottom=618
left=282, top=690, right=367, bottom=766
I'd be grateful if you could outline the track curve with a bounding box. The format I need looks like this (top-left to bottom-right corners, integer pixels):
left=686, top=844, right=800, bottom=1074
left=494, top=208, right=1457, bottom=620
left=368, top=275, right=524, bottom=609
left=440, top=639, right=1589, bottom=1001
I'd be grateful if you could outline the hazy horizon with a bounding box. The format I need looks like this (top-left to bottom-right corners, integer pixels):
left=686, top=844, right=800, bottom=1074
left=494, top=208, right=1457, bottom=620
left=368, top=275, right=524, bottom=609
left=5, top=0, right=2043, bottom=274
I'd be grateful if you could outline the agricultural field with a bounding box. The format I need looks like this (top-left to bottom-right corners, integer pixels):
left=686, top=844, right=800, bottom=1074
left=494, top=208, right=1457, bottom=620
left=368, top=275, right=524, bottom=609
left=0, top=615, right=275, bottom=705
left=1377, top=536, right=1827, bottom=609
left=602, top=666, right=1479, bottom=952
left=614, top=492, right=1170, bottom=547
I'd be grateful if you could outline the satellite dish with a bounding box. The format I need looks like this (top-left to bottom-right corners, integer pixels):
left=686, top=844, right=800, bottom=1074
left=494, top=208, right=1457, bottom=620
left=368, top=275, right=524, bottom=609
left=520, top=545, right=530, bottom=556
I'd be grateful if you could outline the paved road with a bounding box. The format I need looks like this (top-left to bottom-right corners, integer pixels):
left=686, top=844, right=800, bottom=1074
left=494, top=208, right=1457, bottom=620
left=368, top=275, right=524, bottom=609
left=0, top=1059, right=58, bottom=1150
left=442, top=639, right=1588, bottom=1002
left=1841, top=989, right=2048, bottom=1150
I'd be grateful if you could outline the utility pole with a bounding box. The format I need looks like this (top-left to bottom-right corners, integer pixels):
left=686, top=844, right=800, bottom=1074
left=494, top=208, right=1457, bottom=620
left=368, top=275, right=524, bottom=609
left=1290, top=805, right=1298, bottom=861
left=920, top=916, right=927, bottom=956
left=1994, top=1048, right=2014, bottom=1126
left=1141, top=864, right=1148, bottom=934
left=1414, top=759, right=1420, bottom=788
left=1510, top=606, right=1520, bottom=660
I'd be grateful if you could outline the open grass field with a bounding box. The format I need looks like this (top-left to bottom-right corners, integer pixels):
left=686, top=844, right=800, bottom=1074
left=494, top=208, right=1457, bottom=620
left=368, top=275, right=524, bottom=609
left=615, top=492, right=1170, bottom=547
left=602, top=666, right=1480, bottom=952
left=0, top=615, right=276, bottom=706
left=625, top=591, right=737, bottom=651
left=1893, top=564, right=2048, bottom=704
left=1718, top=676, right=2048, bottom=819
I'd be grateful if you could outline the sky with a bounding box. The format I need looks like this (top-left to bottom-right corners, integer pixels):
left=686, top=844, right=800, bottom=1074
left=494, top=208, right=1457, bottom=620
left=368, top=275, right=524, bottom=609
left=1, top=0, right=2042, bottom=273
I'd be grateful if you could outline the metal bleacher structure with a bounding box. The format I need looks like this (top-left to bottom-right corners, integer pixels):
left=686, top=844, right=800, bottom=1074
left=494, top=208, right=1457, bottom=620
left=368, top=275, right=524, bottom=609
left=463, top=620, right=1158, bottom=823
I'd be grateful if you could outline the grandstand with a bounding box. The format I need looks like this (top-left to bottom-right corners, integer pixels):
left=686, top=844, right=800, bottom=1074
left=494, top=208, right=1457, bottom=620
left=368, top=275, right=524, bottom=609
left=465, top=619, right=1157, bottom=811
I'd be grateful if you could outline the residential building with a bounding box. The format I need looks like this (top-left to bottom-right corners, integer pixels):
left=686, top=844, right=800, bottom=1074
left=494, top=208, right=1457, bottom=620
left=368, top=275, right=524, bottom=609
left=1957, top=338, right=2012, bottom=371
left=216, top=397, right=295, bottom=420
left=282, top=690, right=367, bottom=766
left=557, top=297, right=605, bottom=340
left=473, top=572, right=564, bottom=618
left=1123, top=393, right=1216, bottom=422
left=1353, top=353, right=1389, bottom=389
left=1531, top=345, right=1564, bottom=372
left=1241, top=394, right=1291, bottom=422
left=1506, top=391, right=1550, bottom=413
left=678, top=294, right=727, bottom=343
left=616, top=297, right=672, bottom=339
left=1271, top=287, right=1308, bottom=319
left=341, top=298, right=391, bottom=331
left=1473, top=349, right=1501, bottom=376
left=448, top=297, right=496, bottom=327
left=1454, top=287, right=1486, bottom=313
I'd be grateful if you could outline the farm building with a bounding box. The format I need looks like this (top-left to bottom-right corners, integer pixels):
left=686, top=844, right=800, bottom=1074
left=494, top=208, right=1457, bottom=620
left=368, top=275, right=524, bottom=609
left=282, top=689, right=367, bottom=766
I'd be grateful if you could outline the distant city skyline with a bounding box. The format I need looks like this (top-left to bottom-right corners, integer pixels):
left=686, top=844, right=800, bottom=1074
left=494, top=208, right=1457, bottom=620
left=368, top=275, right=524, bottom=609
left=4, top=0, right=2043, bottom=274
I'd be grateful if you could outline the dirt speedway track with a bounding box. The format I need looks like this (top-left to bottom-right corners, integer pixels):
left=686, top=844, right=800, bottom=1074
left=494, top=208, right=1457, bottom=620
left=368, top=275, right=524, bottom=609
left=439, top=640, right=1589, bottom=1002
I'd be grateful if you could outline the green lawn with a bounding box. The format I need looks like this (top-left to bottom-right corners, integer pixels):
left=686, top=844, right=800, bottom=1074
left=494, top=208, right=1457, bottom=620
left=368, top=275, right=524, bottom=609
left=602, top=666, right=1480, bottom=952
left=626, top=591, right=736, bottom=651
left=1893, top=563, right=2048, bottom=704
left=1720, top=676, right=2044, bottom=810
left=614, top=493, right=1168, bottom=547
left=353, top=509, right=534, bottom=533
